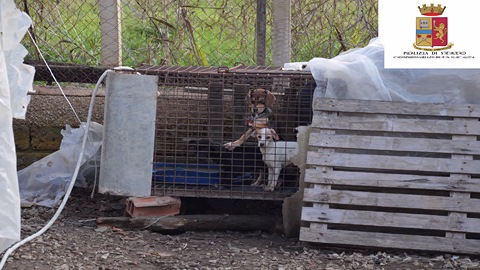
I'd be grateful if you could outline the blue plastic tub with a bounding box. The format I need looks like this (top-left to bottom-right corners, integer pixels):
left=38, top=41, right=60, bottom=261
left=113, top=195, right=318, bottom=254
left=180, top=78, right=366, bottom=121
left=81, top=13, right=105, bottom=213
left=152, top=163, right=220, bottom=185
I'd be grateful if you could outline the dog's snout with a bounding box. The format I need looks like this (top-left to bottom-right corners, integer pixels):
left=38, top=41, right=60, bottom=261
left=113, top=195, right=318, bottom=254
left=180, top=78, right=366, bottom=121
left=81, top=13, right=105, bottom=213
left=259, top=142, right=265, bottom=147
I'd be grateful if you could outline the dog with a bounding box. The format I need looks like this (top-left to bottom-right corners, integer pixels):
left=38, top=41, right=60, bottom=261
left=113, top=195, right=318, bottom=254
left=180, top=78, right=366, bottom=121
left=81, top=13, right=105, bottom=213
left=224, top=88, right=276, bottom=151
left=253, top=128, right=298, bottom=191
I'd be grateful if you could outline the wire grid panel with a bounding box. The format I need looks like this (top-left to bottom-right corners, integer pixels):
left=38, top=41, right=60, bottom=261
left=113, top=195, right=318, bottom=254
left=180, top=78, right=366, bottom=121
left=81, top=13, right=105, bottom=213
left=300, top=98, right=480, bottom=255
left=146, top=66, right=315, bottom=200
left=18, top=0, right=377, bottom=75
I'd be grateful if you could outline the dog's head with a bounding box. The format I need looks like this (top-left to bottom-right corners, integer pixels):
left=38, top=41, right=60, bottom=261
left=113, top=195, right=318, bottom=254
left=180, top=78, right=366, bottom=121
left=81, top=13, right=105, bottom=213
left=253, top=128, right=280, bottom=148
left=246, top=88, right=276, bottom=114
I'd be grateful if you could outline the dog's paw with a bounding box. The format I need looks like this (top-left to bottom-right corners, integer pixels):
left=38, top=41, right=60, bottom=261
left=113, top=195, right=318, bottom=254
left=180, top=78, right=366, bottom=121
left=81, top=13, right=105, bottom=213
left=264, top=186, right=275, bottom=192
left=223, top=142, right=235, bottom=151
left=223, top=141, right=240, bottom=151
left=251, top=181, right=263, bottom=187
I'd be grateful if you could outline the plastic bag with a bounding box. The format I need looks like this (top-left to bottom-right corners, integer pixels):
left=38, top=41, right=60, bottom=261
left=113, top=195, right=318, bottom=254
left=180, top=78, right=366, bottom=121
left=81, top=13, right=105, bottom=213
left=18, top=122, right=103, bottom=208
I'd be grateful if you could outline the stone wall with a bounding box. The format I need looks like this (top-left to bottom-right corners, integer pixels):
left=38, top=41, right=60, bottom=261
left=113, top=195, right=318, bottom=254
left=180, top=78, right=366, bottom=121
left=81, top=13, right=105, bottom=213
left=13, top=86, right=105, bottom=169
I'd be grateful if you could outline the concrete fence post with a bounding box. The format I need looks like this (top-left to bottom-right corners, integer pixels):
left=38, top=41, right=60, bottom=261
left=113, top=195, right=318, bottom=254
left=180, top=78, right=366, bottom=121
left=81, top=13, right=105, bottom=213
left=99, top=0, right=122, bottom=66
left=98, top=72, right=158, bottom=196
left=272, top=0, right=291, bottom=67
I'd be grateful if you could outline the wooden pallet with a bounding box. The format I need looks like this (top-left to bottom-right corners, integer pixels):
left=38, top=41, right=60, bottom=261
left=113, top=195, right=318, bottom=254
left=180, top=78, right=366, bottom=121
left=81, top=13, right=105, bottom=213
left=300, top=98, right=480, bottom=255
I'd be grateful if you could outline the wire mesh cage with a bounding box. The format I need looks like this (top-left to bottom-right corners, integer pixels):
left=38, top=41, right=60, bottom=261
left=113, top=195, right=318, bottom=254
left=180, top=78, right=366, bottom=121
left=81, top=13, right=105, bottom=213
left=138, top=65, right=315, bottom=200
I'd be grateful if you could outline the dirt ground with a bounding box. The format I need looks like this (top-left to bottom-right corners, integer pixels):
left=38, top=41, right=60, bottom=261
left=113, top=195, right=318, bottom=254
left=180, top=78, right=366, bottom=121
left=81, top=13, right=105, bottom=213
left=2, top=187, right=480, bottom=270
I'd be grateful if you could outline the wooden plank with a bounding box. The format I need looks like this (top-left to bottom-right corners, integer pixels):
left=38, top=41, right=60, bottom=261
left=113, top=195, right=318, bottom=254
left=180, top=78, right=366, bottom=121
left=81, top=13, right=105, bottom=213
left=309, top=134, right=480, bottom=155
left=299, top=227, right=480, bottom=255
left=301, top=207, right=480, bottom=233
left=303, top=188, right=480, bottom=213
left=313, top=98, right=480, bottom=118
left=154, top=187, right=291, bottom=200
left=304, top=169, right=480, bottom=193
left=97, top=214, right=278, bottom=232
left=309, top=112, right=337, bottom=232
left=307, top=151, right=480, bottom=175
left=447, top=191, right=470, bottom=239
left=311, top=116, right=480, bottom=136
left=446, top=127, right=475, bottom=240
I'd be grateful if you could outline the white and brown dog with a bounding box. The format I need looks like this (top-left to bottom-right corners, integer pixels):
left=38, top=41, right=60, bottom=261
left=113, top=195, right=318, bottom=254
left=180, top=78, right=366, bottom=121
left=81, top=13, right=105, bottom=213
left=224, top=88, right=276, bottom=151
left=252, top=128, right=298, bottom=191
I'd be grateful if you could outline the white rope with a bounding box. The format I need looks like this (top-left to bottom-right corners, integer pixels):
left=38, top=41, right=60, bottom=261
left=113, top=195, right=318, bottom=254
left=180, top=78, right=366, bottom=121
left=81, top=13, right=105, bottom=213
left=27, top=30, right=83, bottom=125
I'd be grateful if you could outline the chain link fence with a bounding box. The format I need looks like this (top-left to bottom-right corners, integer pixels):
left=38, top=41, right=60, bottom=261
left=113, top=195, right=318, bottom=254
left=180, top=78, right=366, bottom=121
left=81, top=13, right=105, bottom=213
left=18, top=0, right=377, bottom=79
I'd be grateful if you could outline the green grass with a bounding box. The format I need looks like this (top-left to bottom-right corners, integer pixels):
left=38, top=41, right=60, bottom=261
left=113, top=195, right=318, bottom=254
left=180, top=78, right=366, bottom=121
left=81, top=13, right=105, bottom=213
left=18, top=0, right=377, bottom=68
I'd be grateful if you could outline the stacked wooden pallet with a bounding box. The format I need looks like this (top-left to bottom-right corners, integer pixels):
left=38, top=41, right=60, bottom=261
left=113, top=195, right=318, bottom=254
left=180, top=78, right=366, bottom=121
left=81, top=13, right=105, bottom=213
left=300, top=98, right=480, bottom=254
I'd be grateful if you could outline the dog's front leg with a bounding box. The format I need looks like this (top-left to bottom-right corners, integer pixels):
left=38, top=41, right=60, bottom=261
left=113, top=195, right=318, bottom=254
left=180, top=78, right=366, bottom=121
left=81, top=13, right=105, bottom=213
left=251, top=168, right=264, bottom=186
left=264, top=166, right=281, bottom=192
left=223, top=128, right=254, bottom=150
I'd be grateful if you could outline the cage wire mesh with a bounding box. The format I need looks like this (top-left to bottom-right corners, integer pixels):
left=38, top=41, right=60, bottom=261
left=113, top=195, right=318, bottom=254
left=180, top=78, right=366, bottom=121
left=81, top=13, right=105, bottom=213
left=139, top=66, right=315, bottom=200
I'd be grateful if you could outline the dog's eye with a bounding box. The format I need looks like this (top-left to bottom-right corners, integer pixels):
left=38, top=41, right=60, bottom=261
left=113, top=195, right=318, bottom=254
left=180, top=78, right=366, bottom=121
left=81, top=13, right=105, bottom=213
left=257, top=136, right=262, bottom=140
left=266, top=136, right=272, bottom=140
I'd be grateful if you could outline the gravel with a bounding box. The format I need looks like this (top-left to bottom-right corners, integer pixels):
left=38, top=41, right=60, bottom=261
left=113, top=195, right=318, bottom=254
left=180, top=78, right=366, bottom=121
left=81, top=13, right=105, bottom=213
left=2, top=188, right=479, bottom=270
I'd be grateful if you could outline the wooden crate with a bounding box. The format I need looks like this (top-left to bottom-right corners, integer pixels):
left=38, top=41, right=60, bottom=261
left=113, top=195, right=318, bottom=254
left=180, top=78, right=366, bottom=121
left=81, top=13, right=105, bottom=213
left=300, top=98, right=480, bottom=255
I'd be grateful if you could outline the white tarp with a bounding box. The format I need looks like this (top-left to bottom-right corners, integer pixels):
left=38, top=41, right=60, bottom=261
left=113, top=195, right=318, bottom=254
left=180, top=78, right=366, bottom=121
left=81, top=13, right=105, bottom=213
left=0, top=0, right=34, bottom=254
left=305, top=38, right=480, bottom=104
left=18, top=122, right=103, bottom=208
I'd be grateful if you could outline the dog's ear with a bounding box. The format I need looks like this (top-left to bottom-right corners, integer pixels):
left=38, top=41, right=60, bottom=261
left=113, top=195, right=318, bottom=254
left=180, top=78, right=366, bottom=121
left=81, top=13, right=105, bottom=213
left=270, top=129, right=280, bottom=141
left=264, top=90, right=276, bottom=107
left=245, top=89, right=253, bottom=104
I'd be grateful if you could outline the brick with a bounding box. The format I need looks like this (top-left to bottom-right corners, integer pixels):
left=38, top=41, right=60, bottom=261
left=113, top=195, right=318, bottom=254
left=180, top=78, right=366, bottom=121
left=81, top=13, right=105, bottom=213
left=125, top=196, right=181, bottom=217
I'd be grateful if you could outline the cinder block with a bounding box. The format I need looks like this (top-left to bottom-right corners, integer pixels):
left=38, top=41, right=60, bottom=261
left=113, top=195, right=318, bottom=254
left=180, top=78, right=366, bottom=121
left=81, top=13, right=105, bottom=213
left=125, top=196, right=181, bottom=217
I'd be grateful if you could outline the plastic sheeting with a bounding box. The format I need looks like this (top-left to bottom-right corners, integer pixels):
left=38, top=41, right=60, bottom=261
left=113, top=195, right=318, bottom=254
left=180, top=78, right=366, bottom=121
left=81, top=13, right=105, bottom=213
left=304, top=38, right=480, bottom=104
left=18, top=123, right=103, bottom=208
left=0, top=0, right=34, bottom=254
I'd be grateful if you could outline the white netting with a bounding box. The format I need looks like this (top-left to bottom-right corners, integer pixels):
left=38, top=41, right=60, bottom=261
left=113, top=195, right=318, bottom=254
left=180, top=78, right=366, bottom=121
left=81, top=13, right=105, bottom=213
left=306, top=38, right=480, bottom=104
